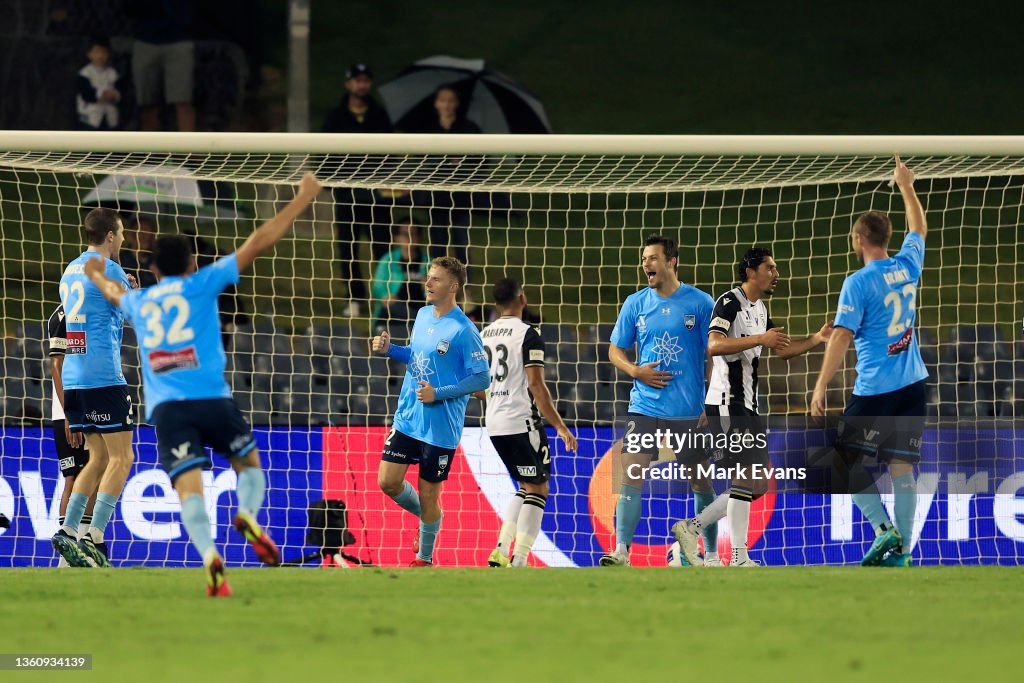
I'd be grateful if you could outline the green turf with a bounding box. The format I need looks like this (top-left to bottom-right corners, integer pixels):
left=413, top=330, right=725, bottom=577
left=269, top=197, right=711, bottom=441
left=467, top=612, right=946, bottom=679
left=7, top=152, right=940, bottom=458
left=0, top=567, right=1019, bottom=681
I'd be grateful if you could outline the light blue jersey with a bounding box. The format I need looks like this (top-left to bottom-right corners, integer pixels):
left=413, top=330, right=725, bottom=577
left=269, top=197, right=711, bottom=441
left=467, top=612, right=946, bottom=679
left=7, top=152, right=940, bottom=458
left=393, top=305, right=489, bottom=449
left=119, top=254, right=239, bottom=420
left=611, top=284, right=714, bottom=418
left=834, top=232, right=929, bottom=396
left=59, top=251, right=130, bottom=389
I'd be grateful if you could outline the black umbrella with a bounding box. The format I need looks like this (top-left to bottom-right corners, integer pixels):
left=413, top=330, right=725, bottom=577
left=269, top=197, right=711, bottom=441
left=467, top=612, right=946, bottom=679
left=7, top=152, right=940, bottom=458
left=378, top=55, right=551, bottom=133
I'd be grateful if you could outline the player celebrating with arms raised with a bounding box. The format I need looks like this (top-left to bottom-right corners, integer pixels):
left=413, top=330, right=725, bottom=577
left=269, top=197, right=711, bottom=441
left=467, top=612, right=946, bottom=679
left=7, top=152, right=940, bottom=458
left=672, top=247, right=833, bottom=566
left=812, top=155, right=929, bottom=567
left=372, top=257, right=490, bottom=566
left=600, top=234, right=715, bottom=567
left=478, top=278, right=577, bottom=568
left=51, top=208, right=136, bottom=568
left=84, top=173, right=322, bottom=595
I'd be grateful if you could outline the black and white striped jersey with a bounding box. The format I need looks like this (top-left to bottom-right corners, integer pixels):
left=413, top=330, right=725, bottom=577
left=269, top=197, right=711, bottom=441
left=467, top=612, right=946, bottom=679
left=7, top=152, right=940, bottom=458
left=705, top=286, right=774, bottom=413
left=481, top=316, right=546, bottom=436
left=47, top=304, right=67, bottom=421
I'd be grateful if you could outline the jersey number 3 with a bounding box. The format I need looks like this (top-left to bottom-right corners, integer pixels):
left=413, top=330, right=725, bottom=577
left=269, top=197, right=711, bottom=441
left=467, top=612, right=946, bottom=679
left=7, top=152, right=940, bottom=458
left=139, top=295, right=195, bottom=347
left=484, top=344, right=509, bottom=382
left=883, top=283, right=917, bottom=337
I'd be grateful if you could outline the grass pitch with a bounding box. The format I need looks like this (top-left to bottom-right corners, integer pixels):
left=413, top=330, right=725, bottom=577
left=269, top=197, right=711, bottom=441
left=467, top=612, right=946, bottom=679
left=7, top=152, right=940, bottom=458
left=1, top=567, right=1019, bottom=682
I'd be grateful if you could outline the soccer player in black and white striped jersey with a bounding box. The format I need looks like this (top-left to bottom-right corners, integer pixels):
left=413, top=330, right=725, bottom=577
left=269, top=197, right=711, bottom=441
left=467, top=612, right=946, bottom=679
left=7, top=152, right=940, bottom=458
left=476, top=278, right=577, bottom=567
left=672, top=247, right=832, bottom=566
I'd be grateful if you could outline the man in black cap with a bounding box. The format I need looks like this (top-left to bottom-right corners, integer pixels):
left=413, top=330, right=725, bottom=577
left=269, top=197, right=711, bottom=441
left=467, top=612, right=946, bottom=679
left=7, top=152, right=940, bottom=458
left=322, top=63, right=395, bottom=317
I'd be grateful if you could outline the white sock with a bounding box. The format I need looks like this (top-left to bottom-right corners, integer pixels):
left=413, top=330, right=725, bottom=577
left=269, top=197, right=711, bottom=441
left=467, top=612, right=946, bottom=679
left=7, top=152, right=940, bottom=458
left=615, top=542, right=628, bottom=555
left=728, top=487, right=753, bottom=563
left=512, top=493, right=546, bottom=566
left=696, top=493, right=729, bottom=527
left=57, top=556, right=69, bottom=568
left=77, top=523, right=90, bottom=541
left=86, top=526, right=104, bottom=544
left=498, top=490, right=525, bottom=553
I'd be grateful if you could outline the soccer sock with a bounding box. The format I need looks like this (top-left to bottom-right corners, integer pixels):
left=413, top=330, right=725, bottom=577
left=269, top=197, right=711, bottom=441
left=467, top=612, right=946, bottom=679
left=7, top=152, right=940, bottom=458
left=62, top=492, right=89, bottom=535
left=728, top=486, right=753, bottom=562
left=694, top=490, right=718, bottom=559
left=88, top=492, right=118, bottom=541
left=417, top=517, right=441, bottom=563
left=512, top=493, right=546, bottom=567
left=77, top=514, right=93, bottom=541
left=180, top=494, right=217, bottom=563
left=892, top=473, right=917, bottom=553
left=614, top=484, right=643, bottom=550
left=389, top=480, right=422, bottom=518
left=236, top=467, right=266, bottom=517
left=696, top=492, right=728, bottom=528
left=497, top=489, right=526, bottom=552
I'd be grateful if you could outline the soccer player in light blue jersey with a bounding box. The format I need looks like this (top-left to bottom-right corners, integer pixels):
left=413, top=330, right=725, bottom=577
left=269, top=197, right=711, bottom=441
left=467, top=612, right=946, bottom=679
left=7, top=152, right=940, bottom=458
left=51, top=208, right=137, bottom=569
left=371, top=256, right=490, bottom=566
left=83, top=173, right=321, bottom=595
left=599, top=234, right=715, bottom=567
left=812, top=155, right=928, bottom=567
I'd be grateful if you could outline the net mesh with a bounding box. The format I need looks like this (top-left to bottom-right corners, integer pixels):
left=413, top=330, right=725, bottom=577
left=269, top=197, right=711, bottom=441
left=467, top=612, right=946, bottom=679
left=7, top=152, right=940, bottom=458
left=1, top=141, right=1021, bottom=567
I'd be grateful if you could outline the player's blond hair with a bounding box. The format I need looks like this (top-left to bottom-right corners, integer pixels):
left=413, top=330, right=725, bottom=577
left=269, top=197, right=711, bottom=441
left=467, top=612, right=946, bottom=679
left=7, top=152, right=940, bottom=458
left=431, top=256, right=467, bottom=289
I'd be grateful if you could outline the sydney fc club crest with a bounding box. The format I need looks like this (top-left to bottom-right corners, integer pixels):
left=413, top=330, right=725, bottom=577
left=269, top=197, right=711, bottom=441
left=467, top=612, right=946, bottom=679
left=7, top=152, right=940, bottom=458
left=436, top=339, right=450, bottom=355
left=684, top=314, right=696, bottom=330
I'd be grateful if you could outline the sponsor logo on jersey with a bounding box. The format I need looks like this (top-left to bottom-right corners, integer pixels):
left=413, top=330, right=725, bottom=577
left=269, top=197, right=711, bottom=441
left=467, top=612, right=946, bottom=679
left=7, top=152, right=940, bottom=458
left=517, top=466, right=538, bottom=477
left=86, top=410, right=111, bottom=423
left=170, top=442, right=192, bottom=461
left=148, top=347, right=200, bottom=374
left=436, top=339, right=450, bottom=355
left=58, top=457, right=76, bottom=471
left=684, top=314, right=696, bottom=330
left=887, top=327, right=913, bottom=356
left=638, top=315, right=646, bottom=329
left=471, top=350, right=487, bottom=361
left=529, top=349, right=545, bottom=361
left=838, top=304, right=855, bottom=314
left=229, top=433, right=252, bottom=454
left=66, top=330, right=87, bottom=354
left=438, top=453, right=450, bottom=470
left=661, top=307, right=671, bottom=315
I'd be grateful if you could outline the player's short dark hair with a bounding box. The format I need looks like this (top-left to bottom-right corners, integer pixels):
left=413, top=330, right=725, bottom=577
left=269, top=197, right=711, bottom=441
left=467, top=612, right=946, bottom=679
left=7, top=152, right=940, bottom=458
left=83, top=207, right=122, bottom=245
left=151, top=234, right=194, bottom=277
left=492, top=277, right=522, bottom=307
left=738, top=247, right=773, bottom=282
left=430, top=256, right=467, bottom=288
left=643, top=234, right=678, bottom=262
left=853, top=211, right=892, bottom=248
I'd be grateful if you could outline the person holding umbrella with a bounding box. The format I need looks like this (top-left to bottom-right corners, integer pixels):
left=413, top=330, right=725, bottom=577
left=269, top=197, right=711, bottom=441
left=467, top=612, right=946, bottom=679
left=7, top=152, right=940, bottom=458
left=413, top=85, right=482, bottom=269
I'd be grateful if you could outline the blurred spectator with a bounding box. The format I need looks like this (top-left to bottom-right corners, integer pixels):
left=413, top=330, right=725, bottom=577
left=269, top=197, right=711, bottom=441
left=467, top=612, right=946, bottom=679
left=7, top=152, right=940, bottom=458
left=322, top=62, right=396, bottom=317
left=371, top=221, right=429, bottom=336
left=118, top=214, right=158, bottom=288
left=129, top=0, right=197, bottom=131
left=76, top=35, right=121, bottom=131
left=413, top=84, right=481, bottom=268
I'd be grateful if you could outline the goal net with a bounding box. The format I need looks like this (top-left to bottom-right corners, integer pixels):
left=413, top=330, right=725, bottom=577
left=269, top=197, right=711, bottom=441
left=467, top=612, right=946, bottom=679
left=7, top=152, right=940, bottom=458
left=0, top=132, right=1021, bottom=567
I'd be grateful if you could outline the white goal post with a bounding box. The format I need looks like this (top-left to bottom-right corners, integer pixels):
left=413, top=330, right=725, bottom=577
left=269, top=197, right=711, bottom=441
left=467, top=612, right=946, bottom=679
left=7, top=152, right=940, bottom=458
left=0, top=131, right=1020, bottom=568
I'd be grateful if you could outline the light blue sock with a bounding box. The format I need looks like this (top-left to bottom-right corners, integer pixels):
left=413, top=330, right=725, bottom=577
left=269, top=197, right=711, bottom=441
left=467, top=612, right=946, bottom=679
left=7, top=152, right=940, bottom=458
left=852, top=490, right=891, bottom=533
left=417, top=517, right=441, bottom=562
left=694, top=489, right=718, bottom=556
left=180, top=494, right=217, bottom=562
left=236, top=467, right=266, bottom=516
left=90, top=492, right=118, bottom=532
left=62, top=492, right=89, bottom=533
left=892, top=473, right=917, bottom=553
left=390, top=481, right=421, bottom=517
left=615, top=484, right=643, bottom=547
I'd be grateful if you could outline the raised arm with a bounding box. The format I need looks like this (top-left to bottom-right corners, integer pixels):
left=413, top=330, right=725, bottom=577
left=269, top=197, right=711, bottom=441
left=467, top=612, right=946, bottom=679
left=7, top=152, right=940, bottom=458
left=83, top=257, right=126, bottom=307
left=810, top=326, right=854, bottom=416
left=235, top=173, right=322, bottom=272
left=894, top=153, right=926, bottom=239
